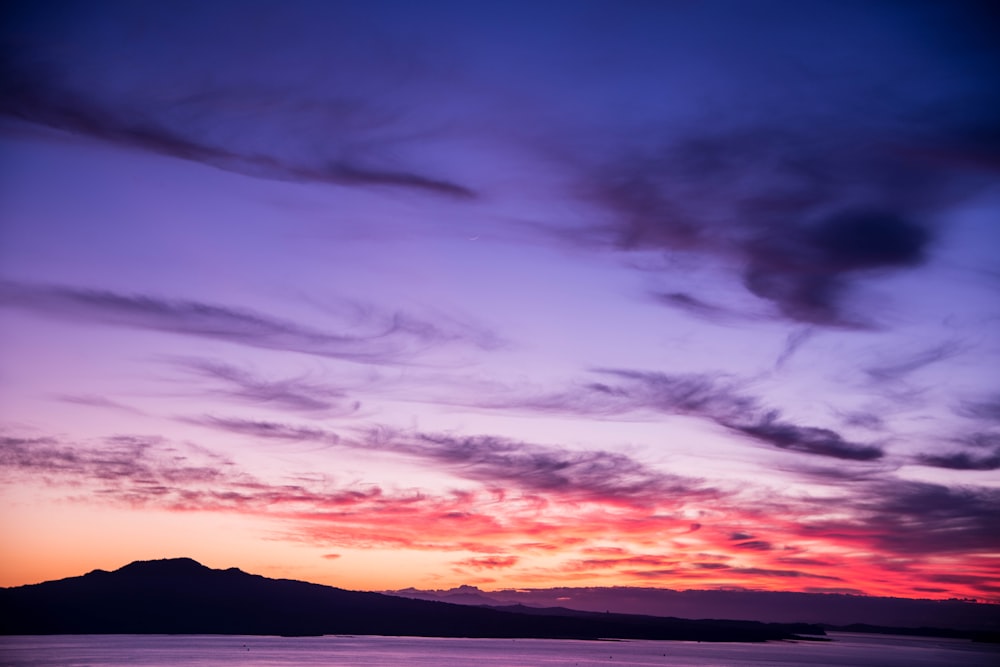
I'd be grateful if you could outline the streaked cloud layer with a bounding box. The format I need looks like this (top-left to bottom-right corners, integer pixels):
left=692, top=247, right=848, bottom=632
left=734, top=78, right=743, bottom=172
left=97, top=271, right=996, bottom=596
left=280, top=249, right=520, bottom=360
left=1, top=0, right=998, bottom=601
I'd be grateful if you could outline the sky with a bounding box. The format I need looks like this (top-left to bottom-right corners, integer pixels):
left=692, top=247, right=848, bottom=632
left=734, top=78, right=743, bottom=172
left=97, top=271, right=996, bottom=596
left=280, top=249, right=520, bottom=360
left=1, top=0, right=999, bottom=603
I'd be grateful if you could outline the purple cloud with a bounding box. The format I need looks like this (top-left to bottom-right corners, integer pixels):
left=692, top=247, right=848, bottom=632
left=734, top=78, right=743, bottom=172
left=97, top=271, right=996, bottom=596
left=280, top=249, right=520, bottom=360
left=0, top=45, right=475, bottom=199
left=729, top=412, right=883, bottom=462
left=185, top=414, right=713, bottom=505
left=0, top=281, right=496, bottom=364
left=397, top=432, right=713, bottom=504
left=916, top=432, right=1000, bottom=471
left=184, top=416, right=340, bottom=445
left=483, top=369, right=884, bottom=462
left=171, top=357, right=359, bottom=414
left=803, top=479, right=1000, bottom=555
left=53, top=394, right=145, bottom=415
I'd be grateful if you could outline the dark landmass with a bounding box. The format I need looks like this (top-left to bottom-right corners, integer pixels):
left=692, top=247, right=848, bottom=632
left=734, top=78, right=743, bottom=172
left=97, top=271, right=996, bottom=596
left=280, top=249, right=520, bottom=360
left=823, top=623, right=999, bottom=644
left=0, top=558, right=823, bottom=642
left=388, top=585, right=1000, bottom=636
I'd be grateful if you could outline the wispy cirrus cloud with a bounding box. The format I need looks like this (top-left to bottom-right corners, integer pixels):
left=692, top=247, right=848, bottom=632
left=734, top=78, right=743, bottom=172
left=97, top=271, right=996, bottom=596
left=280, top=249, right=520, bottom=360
left=0, top=22, right=476, bottom=200
left=470, top=369, right=884, bottom=462
left=957, top=394, right=1000, bottom=422
left=183, top=416, right=341, bottom=445
left=53, top=393, right=145, bottom=415
left=453, top=556, right=519, bottom=570
left=0, top=281, right=496, bottom=364
left=864, top=341, right=964, bottom=384
left=170, top=357, right=359, bottom=415
left=393, top=432, right=713, bottom=505
left=187, top=415, right=712, bottom=506
left=0, top=433, right=229, bottom=491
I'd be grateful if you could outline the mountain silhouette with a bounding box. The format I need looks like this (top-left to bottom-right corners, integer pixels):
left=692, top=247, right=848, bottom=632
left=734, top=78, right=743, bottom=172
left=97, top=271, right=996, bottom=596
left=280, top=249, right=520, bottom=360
left=0, top=558, right=823, bottom=641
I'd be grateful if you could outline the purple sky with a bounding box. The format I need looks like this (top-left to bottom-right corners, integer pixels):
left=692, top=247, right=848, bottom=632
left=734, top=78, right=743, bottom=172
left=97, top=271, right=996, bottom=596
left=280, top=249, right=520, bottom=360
left=1, top=0, right=999, bottom=601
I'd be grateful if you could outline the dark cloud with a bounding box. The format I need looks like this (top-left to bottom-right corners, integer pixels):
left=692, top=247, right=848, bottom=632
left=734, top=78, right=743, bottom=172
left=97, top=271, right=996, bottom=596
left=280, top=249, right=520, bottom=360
left=733, top=540, right=773, bottom=551
left=582, top=370, right=885, bottom=462
left=0, top=429, right=401, bottom=516
left=653, top=292, right=752, bottom=324
left=172, top=358, right=359, bottom=414
left=838, top=410, right=886, bottom=431
left=782, top=461, right=895, bottom=485
left=802, top=479, right=1000, bottom=555
left=0, top=433, right=226, bottom=490
left=579, top=124, right=952, bottom=327
left=0, top=281, right=496, bottom=364
left=397, top=432, right=712, bottom=505
left=562, top=0, right=1000, bottom=330
left=957, top=394, right=1000, bottom=422
left=742, top=210, right=932, bottom=326
left=729, top=567, right=839, bottom=581
left=466, top=368, right=885, bottom=462
left=0, top=16, right=475, bottom=200
left=865, top=342, right=964, bottom=383
left=590, top=369, right=756, bottom=424
left=730, top=412, right=884, bottom=462
left=916, top=432, right=1000, bottom=471
left=185, top=416, right=340, bottom=445
left=185, top=413, right=709, bottom=505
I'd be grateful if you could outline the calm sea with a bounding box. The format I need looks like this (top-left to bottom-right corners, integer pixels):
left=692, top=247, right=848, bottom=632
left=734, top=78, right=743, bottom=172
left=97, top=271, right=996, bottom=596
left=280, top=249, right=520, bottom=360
left=1, top=633, right=998, bottom=666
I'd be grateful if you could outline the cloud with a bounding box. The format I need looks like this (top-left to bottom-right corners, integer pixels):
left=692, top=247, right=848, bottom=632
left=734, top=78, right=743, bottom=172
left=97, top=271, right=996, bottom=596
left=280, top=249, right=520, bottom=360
left=171, top=357, right=359, bottom=414
left=394, top=432, right=712, bottom=505
left=0, top=433, right=228, bottom=490
left=865, top=342, right=964, bottom=383
left=574, top=124, right=955, bottom=328
left=557, top=1, right=1000, bottom=329
left=53, top=394, right=145, bottom=415
left=185, top=414, right=711, bottom=506
left=729, top=412, right=884, bottom=462
left=916, top=432, right=1000, bottom=471
left=0, top=33, right=475, bottom=199
left=0, top=429, right=397, bottom=515
left=653, top=292, right=754, bottom=324
left=957, top=394, right=1000, bottom=422
left=608, top=371, right=885, bottom=461
left=492, top=369, right=884, bottom=462
left=801, top=479, right=1000, bottom=555
left=4, top=428, right=996, bottom=596
left=732, top=540, right=773, bottom=552
left=0, top=281, right=495, bottom=364
left=454, top=556, right=519, bottom=570
left=184, top=416, right=340, bottom=445
left=773, top=328, right=816, bottom=370
left=729, top=567, right=840, bottom=581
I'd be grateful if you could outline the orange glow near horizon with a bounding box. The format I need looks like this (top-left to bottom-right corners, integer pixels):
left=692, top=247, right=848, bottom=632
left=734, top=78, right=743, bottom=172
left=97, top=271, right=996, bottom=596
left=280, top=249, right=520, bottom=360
left=3, top=459, right=996, bottom=603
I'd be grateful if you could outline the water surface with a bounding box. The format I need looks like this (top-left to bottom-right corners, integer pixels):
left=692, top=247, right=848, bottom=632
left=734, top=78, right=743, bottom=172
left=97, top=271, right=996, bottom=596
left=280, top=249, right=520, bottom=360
left=2, top=632, right=998, bottom=666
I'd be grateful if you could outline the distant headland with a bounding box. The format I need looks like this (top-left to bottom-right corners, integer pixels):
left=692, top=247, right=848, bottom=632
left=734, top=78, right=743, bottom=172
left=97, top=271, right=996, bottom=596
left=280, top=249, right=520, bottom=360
left=0, top=558, right=823, bottom=642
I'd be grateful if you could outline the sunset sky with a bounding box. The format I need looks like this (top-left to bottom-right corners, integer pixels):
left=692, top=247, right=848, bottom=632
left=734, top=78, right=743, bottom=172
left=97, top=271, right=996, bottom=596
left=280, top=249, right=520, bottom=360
left=2, top=1, right=999, bottom=602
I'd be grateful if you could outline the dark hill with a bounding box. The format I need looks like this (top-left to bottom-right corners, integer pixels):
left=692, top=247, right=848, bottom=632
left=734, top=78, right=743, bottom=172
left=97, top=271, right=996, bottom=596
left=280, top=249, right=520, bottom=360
left=0, top=558, right=822, bottom=641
